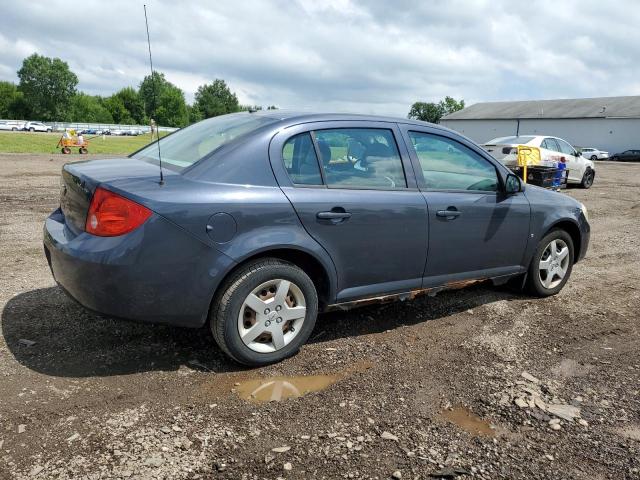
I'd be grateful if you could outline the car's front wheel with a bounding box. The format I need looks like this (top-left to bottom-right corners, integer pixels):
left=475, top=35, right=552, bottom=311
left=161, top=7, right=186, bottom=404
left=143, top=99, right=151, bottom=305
left=526, top=230, right=574, bottom=297
left=211, top=258, right=318, bottom=366
left=581, top=168, right=595, bottom=188
left=590, top=155, right=597, bottom=161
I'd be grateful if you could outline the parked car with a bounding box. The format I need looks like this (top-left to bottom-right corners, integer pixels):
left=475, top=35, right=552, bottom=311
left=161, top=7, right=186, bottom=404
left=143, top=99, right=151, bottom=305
left=110, top=129, right=126, bottom=136
left=0, top=120, right=25, bottom=131
left=44, top=112, right=590, bottom=366
left=24, top=121, right=52, bottom=133
left=482, top=135, right=595, bottom=188
left=580, top=147, right=609, bottom=160
left=610, top=149, right=640, bottom=162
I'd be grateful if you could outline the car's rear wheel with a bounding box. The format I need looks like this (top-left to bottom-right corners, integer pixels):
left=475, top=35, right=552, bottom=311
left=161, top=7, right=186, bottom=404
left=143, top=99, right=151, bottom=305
left=581, top=168, right=595, bottom=188
left=526, top=230, right=574, bottom=297
left=211, top=258, right=318, bottom=366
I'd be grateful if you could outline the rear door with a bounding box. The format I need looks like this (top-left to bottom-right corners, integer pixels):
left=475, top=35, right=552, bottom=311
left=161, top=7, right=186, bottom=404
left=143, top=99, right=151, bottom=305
left=269, top=121, right=428, bottom=302
left=400, top=125, right=531, bottom=286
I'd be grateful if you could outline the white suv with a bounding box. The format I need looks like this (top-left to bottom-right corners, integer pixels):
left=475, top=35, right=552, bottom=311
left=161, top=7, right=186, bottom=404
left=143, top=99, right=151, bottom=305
left=24, top=121, right=52, bottom=133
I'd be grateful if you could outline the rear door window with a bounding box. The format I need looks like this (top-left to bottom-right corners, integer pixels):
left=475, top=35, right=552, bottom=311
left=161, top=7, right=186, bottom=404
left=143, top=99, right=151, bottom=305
left=313, top=128, right=407, bottom=189
left=282, top=133, right=323, bottom=185
left=408, top=131, right=498, bottom=192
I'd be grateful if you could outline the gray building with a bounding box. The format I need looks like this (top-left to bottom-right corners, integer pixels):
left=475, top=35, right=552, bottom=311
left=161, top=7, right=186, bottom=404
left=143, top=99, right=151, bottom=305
left=441, top=96, right=640, bottom=154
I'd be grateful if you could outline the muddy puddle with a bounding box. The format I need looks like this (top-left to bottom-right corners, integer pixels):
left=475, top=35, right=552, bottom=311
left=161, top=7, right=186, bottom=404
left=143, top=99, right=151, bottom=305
left=440, top=406, right=495, bottom=436
left=231, top=360, right=372, bottom=403
left=235, top=374, right=340, bottom=402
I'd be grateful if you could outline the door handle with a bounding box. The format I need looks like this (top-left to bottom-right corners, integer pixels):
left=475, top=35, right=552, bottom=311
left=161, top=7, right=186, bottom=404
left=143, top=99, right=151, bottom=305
left=317, top=211, right=352, bottom=220
left=436, top=208, right=461, bottom=219
left=317, top=208, right=352, bottom=224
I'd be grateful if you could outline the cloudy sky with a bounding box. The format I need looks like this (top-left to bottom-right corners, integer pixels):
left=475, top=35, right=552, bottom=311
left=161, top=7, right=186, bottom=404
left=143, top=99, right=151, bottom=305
left=1, top=0, right=638, bottom=116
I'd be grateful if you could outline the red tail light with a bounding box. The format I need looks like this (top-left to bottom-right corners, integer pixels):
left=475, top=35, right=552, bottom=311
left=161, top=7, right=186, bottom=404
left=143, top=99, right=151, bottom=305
left=85, top=187, right=152, bottom=236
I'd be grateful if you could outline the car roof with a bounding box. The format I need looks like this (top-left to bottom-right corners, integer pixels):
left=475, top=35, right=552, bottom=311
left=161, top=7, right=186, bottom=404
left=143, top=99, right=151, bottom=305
left=250, top=110, right=453, bottom=131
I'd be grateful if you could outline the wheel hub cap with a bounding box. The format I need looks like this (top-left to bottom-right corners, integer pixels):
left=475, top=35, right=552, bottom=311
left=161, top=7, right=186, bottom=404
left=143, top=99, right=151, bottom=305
left=237, top=279, right=306, bottom=353
left=538, top=239, right=570, bottom=289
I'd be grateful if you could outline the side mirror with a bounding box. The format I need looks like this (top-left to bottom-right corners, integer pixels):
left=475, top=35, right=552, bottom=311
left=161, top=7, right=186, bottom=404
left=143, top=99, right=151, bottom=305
left=575, top=151, right=582, bottom=157
left=505, top=173, right=522, bottom=194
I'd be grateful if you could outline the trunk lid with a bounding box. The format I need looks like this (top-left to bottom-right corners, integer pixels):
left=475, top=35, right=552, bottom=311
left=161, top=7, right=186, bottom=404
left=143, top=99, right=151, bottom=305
left=59, top=158, right=176, bottom=234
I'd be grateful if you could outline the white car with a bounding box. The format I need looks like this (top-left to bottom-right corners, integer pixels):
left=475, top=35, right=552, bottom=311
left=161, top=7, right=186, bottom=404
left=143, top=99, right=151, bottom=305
left=0, top=120, right=25, bottom=131
left=24, top=121, right=52, bottom=133
left=482, top=135, right=595, bottom=188
left=580, top=147, right=609, bottom=160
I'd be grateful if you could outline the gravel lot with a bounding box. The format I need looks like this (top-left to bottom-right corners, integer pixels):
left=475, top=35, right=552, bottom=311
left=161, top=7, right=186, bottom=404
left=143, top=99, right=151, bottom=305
left=1, top=154, right=639, bottom=479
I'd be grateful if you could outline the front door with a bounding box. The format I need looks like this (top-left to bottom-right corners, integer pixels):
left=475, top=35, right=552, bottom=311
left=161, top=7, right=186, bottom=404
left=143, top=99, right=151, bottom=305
left=555, top=137, right=583, bottom=182
left=401, top=128, right=531, bottom=286
left=271, top=123, right=429, bottom=302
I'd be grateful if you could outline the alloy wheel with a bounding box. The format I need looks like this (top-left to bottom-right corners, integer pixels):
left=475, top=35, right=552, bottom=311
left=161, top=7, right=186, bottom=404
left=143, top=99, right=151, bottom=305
left=538, top=239, right=570, bottom=289
left=237, top=279, right=306, bottom=353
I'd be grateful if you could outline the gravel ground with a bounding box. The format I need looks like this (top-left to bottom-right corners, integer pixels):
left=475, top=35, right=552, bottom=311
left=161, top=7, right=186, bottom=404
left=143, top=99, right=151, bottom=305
left=0, top=154, right=639, bottom=479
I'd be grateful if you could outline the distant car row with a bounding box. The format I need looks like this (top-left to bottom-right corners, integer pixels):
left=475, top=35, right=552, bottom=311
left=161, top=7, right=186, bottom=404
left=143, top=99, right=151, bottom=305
left=0, top=121, right=52, bottom=132
left=76, top=128, right=146, bottom=136
left=578, top=147, right=640, bottom=162
left=0, top=121, right=147, bottom=136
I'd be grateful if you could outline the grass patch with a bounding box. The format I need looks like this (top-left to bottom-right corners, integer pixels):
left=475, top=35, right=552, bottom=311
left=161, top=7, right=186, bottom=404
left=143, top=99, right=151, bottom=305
left=0, top=131, right=168, bottom=155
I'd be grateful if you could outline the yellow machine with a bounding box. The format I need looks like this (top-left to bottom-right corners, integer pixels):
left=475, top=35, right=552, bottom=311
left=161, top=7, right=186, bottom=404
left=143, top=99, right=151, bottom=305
left=516, top=145, right=542, bottom=183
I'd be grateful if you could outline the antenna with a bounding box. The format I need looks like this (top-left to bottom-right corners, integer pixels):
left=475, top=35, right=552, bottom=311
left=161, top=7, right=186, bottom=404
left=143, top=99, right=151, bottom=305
left=144, top=4, right=164, bottom=185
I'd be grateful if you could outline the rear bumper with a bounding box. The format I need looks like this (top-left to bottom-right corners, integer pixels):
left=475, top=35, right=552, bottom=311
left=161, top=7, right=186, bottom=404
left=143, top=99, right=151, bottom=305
left=44, top=208, right=236, bottom=328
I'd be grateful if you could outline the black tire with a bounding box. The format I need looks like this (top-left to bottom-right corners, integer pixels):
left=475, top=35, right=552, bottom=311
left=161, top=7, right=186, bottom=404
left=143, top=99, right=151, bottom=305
left=526, top=229, right=574, bottom=297
left=210, top=258, right=318, bottom=366
left=79, top=147, right=88, bottom=154
left=61, top=147, right=71, bottom=154
left=29, top=127, right=34, bottom=132
left=11, top=127, right=16, bottom=131
left=590, top=155, right=597, bottom=161
left=611, top=156, right=618, bottom=161
left=580, top=168, right=595, bottom=189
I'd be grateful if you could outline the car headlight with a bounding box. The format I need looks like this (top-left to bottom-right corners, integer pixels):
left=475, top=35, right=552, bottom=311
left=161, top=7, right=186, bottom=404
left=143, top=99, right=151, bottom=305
left=580, top=203, right=589, bottom=222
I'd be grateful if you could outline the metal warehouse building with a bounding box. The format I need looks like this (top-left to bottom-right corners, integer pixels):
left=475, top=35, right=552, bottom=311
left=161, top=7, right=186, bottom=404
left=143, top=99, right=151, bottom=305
left=440, top=96, right=640, bottom=154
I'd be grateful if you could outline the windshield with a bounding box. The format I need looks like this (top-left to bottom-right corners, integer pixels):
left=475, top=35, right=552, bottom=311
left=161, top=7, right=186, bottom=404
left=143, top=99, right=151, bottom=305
left=131, top=113, right=278, bottom=170
left=486, top=135, right=536, bottom=145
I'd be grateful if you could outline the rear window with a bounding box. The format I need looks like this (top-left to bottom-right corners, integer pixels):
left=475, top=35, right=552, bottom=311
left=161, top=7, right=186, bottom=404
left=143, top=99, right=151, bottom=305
left=486, top=136, right=536, bottom=145
left=131, top=113, right=277, bottom=170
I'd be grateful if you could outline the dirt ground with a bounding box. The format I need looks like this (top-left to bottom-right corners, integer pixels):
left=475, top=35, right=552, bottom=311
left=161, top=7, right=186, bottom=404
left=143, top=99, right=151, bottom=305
left=1, top=153, right=639, bottom=479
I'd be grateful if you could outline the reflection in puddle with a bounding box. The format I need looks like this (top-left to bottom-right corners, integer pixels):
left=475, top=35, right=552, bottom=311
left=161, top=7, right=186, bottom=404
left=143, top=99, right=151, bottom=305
left=235, top=375, right=339, bottom=402
left=440, top=406, right=495, bottom=437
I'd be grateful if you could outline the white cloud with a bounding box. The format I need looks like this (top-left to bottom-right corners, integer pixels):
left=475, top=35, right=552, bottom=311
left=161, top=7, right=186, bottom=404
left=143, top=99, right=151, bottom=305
left=0, top=0, right=638, bottom=116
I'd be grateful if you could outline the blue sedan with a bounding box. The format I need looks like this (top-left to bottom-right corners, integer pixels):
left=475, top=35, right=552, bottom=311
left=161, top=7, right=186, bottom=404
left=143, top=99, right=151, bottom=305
left=44, top=112, right=590, bottom=365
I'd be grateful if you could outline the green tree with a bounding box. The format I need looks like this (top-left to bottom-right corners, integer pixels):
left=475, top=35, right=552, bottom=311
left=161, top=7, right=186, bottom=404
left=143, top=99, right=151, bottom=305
left=0, top=81, right=20, bottom=118
left=155, top=84, right=189, bottom=127
left=439, top=96, right=465, bottom=116
left=17, top=53, right=78, bottom=121
left=408, top=102, right=444, bottom=123
left=104, top=95, right=134, bottom=124
left=139, top=72, right=188, bottom=127
left=69, top=93, right=113, bottom=123
left=112, top=87, right=145, bottom=124
left=407, top=96, right=465, bottom=123
left=187, top=104, right=204, bottom=124
left=193, top=79, right=240, bottom=118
